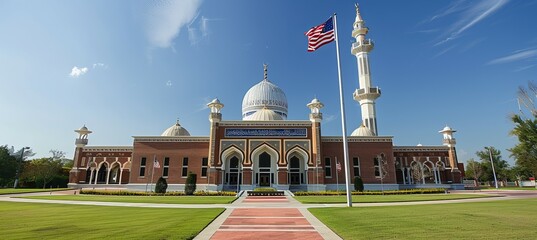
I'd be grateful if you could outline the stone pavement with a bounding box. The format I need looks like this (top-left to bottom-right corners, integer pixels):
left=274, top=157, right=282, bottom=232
left=195, top=194, right=341, bottom=240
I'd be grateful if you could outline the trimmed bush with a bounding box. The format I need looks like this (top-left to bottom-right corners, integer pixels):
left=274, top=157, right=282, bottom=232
left=253, top=187, right=277, bottom=192
left=354, top=176, right=364, bottom=192
left=294, top=188, right=447, bottom=196
left=185, top=172, right=197, bottom=195
left=79, top=189, right=236, bottom=196
left=155, top=177, right=168, bottom=194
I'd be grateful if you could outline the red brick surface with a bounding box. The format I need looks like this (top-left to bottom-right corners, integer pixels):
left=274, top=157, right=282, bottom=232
left=211, top=197, right=323, bottom=240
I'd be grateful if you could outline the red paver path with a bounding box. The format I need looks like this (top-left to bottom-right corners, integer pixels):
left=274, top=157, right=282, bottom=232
left=210, top=196, right=324, bottom=240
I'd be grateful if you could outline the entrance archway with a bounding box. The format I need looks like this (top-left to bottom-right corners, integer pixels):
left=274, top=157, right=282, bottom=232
left=286, top=147, right=308, bottom=185
left=251, top=144, right=278, bottom=187
left=221, top=146, right=244, bottom=189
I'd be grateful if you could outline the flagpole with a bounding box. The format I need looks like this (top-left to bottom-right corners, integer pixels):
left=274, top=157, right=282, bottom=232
left=150, top=154, right=156, bottom=195
left=336, top=156, right=339, bottom=193
left=333, top=13, right=353, bottom=207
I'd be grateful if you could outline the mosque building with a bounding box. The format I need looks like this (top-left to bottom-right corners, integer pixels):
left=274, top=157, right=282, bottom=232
left=68, top=5, right=464, bottom=191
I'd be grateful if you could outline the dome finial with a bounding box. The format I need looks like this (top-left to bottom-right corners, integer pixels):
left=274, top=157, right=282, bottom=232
left=263, top=63, right=268, bottom=81
left=176, top=118, right=180, bottom=125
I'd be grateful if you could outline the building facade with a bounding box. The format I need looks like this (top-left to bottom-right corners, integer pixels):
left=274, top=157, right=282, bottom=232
left=68, top=5, right=464, bottom=191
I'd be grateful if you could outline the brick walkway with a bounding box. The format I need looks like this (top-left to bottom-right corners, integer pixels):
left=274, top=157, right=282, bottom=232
left=210, top=196, right=324, bottom=240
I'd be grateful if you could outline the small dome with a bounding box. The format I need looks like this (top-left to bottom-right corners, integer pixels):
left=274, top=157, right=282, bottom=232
left=246, top=108, right=283, bottom=121
left=417, top=143, right=423, bottom=146
left=310, top=98, right=320, bottom=104
left=242, top=65, right=287, bottom=120
left=351, top=124, right=374, bottom=136
left=79, top=125, right=88, bottom=131
left=439, top=125, right=456, bottom=133
left=209, top=98, right=221, bottom=105
left=161, top=120, right=190, bottom=136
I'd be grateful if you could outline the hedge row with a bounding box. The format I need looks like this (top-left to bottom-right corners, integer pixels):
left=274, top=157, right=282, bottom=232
left=80, top=189, right=236, bottom=196
left=294, top=188, right=447, bottom=196
left=253, top=187, right=277, bottom=192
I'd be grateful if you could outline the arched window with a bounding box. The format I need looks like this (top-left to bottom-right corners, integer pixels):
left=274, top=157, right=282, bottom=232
left=290, top=156, right=300, bottom=169
left=259, top=152, right=271, bottom=168
left=230, top=156, right=239, bottom=169
left=97, top=165, right=107, bottom=183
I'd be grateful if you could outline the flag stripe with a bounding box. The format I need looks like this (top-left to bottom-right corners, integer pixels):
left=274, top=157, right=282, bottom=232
left=305, top=17, right=335, bottom=52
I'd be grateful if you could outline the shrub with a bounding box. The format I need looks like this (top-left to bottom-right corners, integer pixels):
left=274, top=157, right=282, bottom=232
left=253, top=187, right=277, bottom=192
left=293, top=188, right=447, bottom=196
left=185, top=172, right=197, bottom=195
left=354, top=176, right=364, bottom=192
left=155, top=177, right=168, bottom=194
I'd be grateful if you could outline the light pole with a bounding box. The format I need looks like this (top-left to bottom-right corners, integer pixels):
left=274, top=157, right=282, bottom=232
left=488, top=147, right=499, bottom=189
left=13, top=147, right=30, bottom=189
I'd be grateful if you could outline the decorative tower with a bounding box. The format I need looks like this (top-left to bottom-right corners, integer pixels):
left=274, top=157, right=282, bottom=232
left=207, top=98, right=224, bottom=191
left=351, top=3, right=381, bottom=136
left=70, top=125, right=92, bottom=185
left=307, top=98, right=324, bottom=185
left=439, top=125, right=461, bottom=183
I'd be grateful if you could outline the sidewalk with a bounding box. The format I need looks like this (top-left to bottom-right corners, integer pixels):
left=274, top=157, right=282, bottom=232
left=195, top=194, right=342, bottom=240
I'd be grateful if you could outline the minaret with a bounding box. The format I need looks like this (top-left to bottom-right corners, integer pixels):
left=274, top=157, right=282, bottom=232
left=351, top=3, right=381, bottom=136
left=439, top=126, right=460, bottom=170
left=207, top=98, right=224, bottom=190
left=70, top=125, right=92, bottom=185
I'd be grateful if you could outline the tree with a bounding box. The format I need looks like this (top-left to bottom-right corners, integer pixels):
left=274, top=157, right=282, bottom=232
left=185, top=172, right=197, bottom=195
left=465, top=158, right=484, bottom=186
left=155, top=177, right=168, bottom=194
left=510, top=114, right=537, bottom=178
left=354, top=176, right=364, bottom=192
left=476, top=147, right=510, bottom=183
left=0, top=145, right=18, bottom=187
left=50, top=150, right=73, bottom=168
left=22, top=158, right=63, bottom=188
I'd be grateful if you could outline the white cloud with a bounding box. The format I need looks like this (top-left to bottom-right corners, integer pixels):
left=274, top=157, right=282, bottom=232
left=145, top=0, right=203, bottom=48
left=324, top=114, right=336, bottom=123
left=187, top=15, right=222, bottom=45
left=488, top=49, right=537, bottom=65
left=433, top=0, right=509, bottom=46
left=166, top=80, right=172, bottom=86
left=93, top=63, right=106, bottom=69
left=69, top=66, right=88, bottom=78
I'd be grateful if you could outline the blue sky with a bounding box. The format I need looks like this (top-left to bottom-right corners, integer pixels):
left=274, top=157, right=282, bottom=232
left=1, top=0, right=537, bottom=165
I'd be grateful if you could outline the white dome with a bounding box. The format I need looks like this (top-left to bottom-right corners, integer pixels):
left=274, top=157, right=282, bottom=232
left=351, top=124, right=374, bottom=137
left=247, top=108, right=284, bottom=121
left=242, top=66, right=287, bottom=120
left=161, top=120, right=190, bottom=136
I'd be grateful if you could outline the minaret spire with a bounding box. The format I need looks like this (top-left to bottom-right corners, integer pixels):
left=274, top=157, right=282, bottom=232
left=351, top=2, right=381, bottom=136
left=263, top=63, right=268, bottom=81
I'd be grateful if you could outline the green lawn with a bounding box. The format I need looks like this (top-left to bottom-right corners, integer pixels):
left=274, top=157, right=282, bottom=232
left=0, top=201, right=223, bottom=240
left=310, top=199, right=537, bottom=239
left=480, top=186, right=537, bottom=190
left=294, top=193, right=493, bottom=204
left=0, top=188, right=70, bottom=195
left=22, top=194, right=236, bottom=204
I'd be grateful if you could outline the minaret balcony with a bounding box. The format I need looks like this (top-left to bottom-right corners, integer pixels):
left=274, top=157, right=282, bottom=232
left=443, top=139, right=456, bottom=145
left=75, top=139, right=88, bottom=146
left=353, top=87, right=381, bottom=101
left=351, top=40, right=374, bottom=54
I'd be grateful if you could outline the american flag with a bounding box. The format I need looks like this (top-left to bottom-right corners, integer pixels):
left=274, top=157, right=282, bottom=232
left=305, top=17, right=335, bottom=52
left=336, top=162, right=341, bottom=172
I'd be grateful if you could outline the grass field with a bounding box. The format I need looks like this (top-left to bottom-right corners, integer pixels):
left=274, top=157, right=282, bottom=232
left=479, top=186, right=537, bottom=190
left=294, top=193, right=493, bottom=204
left=0, top=201, right=223, bottom=239
left=310, top=199, right=537, bottom=239
left=21, top=195, right=236, bottom=204
left=0, top=188, right=70, bottom=195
